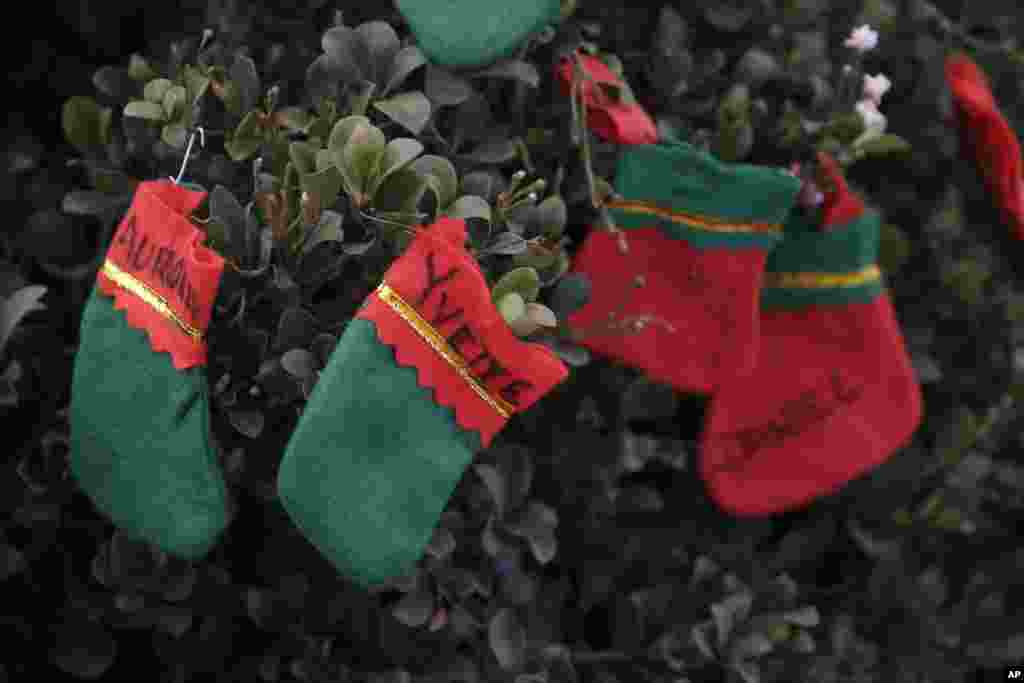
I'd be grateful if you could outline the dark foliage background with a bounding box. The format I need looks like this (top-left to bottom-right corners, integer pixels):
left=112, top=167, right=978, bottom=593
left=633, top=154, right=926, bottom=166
left=3, top=1, right=1024, bottom=682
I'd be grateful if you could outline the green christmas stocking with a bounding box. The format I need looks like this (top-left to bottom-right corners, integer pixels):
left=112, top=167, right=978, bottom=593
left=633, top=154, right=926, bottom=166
left=277, top=217, right=567, bottom=587
left=70, top=180, right=229, bottom=558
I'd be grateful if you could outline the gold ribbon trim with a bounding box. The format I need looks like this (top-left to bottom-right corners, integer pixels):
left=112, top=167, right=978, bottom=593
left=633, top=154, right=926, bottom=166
left=605, top=199, right=783, bottom=234
left=101, top=260, right=203, bottom=342
left=375, top=283, right=514, bottom=420
left=763, top=264, right=882, bottom=289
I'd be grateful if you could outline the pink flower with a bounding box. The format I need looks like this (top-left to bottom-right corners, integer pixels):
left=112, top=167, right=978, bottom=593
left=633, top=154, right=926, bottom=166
left=862, top=73, right=891, bottom=107
left=844, top=25, right=879, bottom=53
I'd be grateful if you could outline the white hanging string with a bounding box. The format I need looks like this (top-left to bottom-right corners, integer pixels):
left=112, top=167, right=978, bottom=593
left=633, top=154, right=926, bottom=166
left=169, top=127, right=206, bottom=185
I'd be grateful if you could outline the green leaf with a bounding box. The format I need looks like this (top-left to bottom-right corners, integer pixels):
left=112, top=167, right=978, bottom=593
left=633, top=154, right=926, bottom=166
left=447, top=195, right=491, bottom=222
left=289, top=140, right=319, bottom=175
left=224, top=110, right=265, bottom=161
left=384, top=45, right=427, bottom=96
left=301, top=210, right=345, bottom=258
left=182, top=64, right=210, bottom=105
left=372, top=167, right=428, bottom=215
left=0, top=285, right=46, bottom=355
left=854, top=133, right=912, bottom=158
left=371, top=138, right=425, bottom=196
left=162, top=123, right=190, bottom=149
left=879, top=222, right=911, bottom=273
left=492, top=267, right=540, bottom=305
left=276, top=106, right=314, bottom=132
left=373, top=91, right=432, bottom=135
left=128, top=53, right=157, bottom=82
left=498, top=292, right=527, bottom=325
left=162, top=85, right=188, bottom=120
left=489, top=608, right=527, bottom=671
left=143, top=78, right=175, bottom=104
left=535, top=195, right=567, bottom=239
left=409, top=155, right=459, bottom=209
left=62, top=96, right=111, bottom=155
left=341, top=122, right=387, bottom=201
left=301, top=166, right=345, bottom=210
left=124, top=100, right=167, bottom=122
left=328, top=115, right=371, bottom=155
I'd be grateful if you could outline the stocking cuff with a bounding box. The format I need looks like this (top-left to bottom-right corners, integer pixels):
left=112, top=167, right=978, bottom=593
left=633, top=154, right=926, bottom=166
left=761, top=210, right=883, bottom=308
left=606, top=141, right=802, bottom=249
left=356, top=218, right=568, bottom=447
left=95, top=181, right=223, bottom=370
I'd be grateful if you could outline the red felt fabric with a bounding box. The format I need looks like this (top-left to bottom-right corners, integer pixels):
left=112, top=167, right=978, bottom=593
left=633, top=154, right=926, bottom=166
left=699, top=155, right=922, bottom=516
left=96, top=180, right=223, bottom=370
left=567, top=226, right=769, bottom=394
left=945, top=51, right=1024, bottom=240
left=699, top=295, right=922, bottom=515
left=356, top=217, right=568, bottom=447
left=555, top=51, right=658, bottom=146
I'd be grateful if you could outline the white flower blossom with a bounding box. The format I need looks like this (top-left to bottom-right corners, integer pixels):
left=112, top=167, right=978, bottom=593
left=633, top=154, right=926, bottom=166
left=853, top=99, right=887, bottom=148
left=844, top=25, right=879, bottom=53
left=862, top=73, right=892, bottom=106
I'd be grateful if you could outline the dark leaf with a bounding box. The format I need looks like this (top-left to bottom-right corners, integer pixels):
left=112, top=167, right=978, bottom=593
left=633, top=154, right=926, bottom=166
left=355, top=21, right=401, bottom=85
left=489, top=608, right=527, bottom=671
left=460, top=137, right=517, bottom=165
left=470, top=60, right=540, bottom=88
left=228, top=54, right=261, bottom=116
left=274, top=307, right=319, bottom=352
left=701, top=0, right=756, bottom=31
left=0, top=543, right=26, bottom=580
left=393, top=589, right=434, bottom=627
left=321, top=26, right=370, bottom=83
left=281, top=349, right=317, bottom=380
left=51, top=622, right=118, bottom=679
left=228, top=409, right=265, bottom=438
left=425, top=64, right=476, bottom=107
left=373, top=91, right=432, bottom=135
left=384, top=45, right=427, bottom=96
left=92, top=66, right=138, bottom=101
left=61, top=191, right=131, bottom=217
left=0, top=285, right=46, bottom=355
left=547, top=273, right=590, bottom=318
left=484, top=231, right=528, bottom=256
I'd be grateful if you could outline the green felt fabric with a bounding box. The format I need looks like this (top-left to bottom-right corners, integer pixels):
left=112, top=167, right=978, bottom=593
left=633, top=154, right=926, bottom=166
left=277, top=317, right=482, bottom=588
left=761, top=208, right=884, bottom=308
left=69, top=289, right=228, bottom=558
left=610, top=141, right=802, bottom=250
left=395, top=0, right=563, bottom=68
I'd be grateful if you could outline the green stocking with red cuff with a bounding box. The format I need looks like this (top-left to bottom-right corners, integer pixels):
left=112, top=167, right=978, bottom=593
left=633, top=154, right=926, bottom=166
left=566, top=140, right=802, bottom=394
left=277, top=217, right=567, bottom=588
left=70, top=180, right=229, bottom=558
left=699, top=154, right=923, bottom=516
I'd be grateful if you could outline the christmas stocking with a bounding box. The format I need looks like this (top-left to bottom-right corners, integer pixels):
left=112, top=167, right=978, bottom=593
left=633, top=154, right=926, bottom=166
left=566, top=140, right=802, bottom=394
left=277, top=217, right=567, bottom=587
left=70, top=180, right=229, bottom=558
left=944, top=50, right=1024, bottom=239
left=699, top=153, right=923, bottom=516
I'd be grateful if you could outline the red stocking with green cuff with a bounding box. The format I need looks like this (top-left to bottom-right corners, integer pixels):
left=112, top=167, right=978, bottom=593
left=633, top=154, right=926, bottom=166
left=699, top=154, right=923, bottom=516
left=566, top=140, right=802, bottom=394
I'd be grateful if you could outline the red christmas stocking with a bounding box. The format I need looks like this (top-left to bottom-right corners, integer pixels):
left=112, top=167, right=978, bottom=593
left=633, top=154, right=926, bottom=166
left=566, top=140, right=802, bottom=393
left=699, top=154, right=923, bottom=516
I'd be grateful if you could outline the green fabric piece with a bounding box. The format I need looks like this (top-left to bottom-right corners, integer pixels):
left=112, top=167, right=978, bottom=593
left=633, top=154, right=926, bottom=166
left=70, top=289, right=228, bottom=558
left=277, top=317, right=482, bottom=588
left=610, top=141, right=802, bottom=250
left=761, top=207, right=884, bottom=309
left=395, top=0, right=563, bottom=68
left=766, top=210, right=881, bottom=274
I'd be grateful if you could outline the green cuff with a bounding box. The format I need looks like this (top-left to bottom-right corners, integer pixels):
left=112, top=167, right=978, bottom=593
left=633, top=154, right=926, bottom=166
left=607, top=141, right=802, bottom=250
left=761, top=209, right=884, bottom=308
